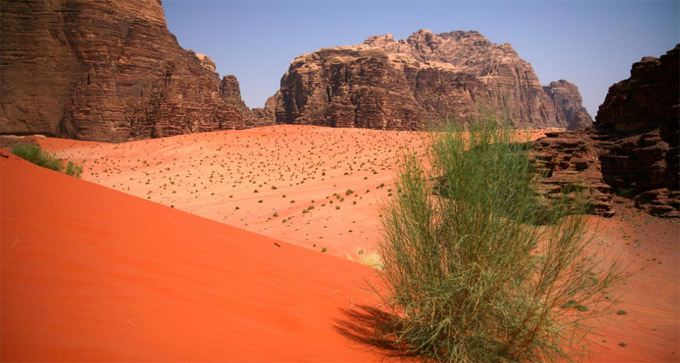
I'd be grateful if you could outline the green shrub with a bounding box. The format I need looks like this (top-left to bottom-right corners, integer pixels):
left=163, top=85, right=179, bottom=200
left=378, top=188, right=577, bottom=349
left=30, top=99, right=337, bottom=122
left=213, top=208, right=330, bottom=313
left=65, top=161, right=83, bottom=177
left=12, top=143, right=62, bottom=172
left=374, top=117, right=622, bottom=362
left=12, top=144, right=83, bottom=178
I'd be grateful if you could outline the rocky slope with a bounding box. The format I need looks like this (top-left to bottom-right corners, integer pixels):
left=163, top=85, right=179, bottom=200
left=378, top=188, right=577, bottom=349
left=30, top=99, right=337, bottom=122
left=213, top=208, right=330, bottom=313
left=271, top=30, right=592, bottom=130
left=532, top=45, right=679, bottom=217
left=0, top=0, right=259, bottom=142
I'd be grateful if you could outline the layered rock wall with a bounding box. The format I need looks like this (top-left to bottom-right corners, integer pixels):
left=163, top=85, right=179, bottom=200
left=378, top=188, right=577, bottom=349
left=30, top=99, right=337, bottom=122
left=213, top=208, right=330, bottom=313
left=272, top=30, right=592, bottom=130
left=532, top=45, right=679, bottom=217
left=532, top=130, right=614, bottom=216
left=1, top=0, right=258, bottom=142
left=595, top=45, right=679, bottom=217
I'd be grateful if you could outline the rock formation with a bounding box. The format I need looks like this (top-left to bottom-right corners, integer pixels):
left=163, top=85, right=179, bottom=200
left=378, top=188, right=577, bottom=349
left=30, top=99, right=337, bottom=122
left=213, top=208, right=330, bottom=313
left=532, top=45, right=679, bottom=217
left=532, top=130, right=615, bottom=217
left=543, top=80, right=593, bottom=130
left=595, top=44, right=679, bottom=217
left=271, top=30, right=592, bottom=130
left=0, top=0, right=262, bottom=142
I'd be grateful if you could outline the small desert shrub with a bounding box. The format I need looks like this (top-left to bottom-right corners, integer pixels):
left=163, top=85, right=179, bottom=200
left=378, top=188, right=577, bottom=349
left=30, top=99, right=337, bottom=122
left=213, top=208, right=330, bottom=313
left=12, top=144, right=83, bottom=178
left=374, top=118, right=622, bottom=362
left=348, top=249, right=384, bottom=269
left=65, top=161, right=83, bottom=177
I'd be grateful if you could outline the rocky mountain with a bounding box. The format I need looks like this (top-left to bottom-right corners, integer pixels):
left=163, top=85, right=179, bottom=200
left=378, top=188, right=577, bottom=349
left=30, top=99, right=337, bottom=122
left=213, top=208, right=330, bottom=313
left=270, top=30, right=592, bottom=130
left=532, top=45, right=679, bottom=217
left=544, top=80, right=593, bottom=130
left=0, top=0, right=259, bottom=142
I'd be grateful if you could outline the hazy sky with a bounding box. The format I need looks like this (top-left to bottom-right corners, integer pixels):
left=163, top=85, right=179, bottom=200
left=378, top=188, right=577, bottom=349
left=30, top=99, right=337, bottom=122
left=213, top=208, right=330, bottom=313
left=164, top=1, right=679, bottom=118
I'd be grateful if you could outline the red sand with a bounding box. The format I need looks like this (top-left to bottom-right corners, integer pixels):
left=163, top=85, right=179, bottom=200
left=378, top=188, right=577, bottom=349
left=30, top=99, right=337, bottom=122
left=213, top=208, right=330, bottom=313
left=38, top=125, right=547, bottom=260
left=1, top=153, right=385, bottom=361
left=585, top=201, right=680, bottom=362
left=5, top=125, right=679, bottom=362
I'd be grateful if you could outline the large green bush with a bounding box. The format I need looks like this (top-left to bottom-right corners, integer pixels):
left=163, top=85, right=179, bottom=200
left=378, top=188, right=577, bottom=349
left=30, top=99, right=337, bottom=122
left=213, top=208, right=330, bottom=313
left=376, top=118, right=621, bottom=362
left=11, top=143, right=83, bottom=178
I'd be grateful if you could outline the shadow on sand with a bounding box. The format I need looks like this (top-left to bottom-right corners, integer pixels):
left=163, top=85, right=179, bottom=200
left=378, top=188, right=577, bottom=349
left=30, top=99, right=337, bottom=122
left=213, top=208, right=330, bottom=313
left=333, top=304, right=418, bottom=360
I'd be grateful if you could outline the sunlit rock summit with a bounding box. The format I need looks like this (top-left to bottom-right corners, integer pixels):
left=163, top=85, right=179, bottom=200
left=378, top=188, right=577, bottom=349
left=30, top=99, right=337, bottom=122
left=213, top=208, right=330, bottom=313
left=270, top=29, right=592, bottom=130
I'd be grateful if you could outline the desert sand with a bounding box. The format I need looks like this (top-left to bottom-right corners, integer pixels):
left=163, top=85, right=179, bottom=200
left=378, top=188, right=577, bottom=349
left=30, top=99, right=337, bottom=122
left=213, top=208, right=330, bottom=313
left=39, top=125, right=554, bottom=260
left=1, top=152, right=386, bottom=361
left=38, top=125, right=430, bottom=261
left=586, top=200, right=679, bottom=362
left=2, top=125, right=678, bottom=362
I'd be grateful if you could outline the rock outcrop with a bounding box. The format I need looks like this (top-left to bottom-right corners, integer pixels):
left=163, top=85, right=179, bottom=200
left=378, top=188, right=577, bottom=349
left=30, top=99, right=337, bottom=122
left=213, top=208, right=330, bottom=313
left=532, top=45, right=679, bottom=218
left=0, top=0, right=263, bottom=142
left=543, top=80, right=593, bottom=130
left=532, top=131, right=614, bottom=217
left=271, top=30, right=591, bottom=130
left=595, top=45, right=679, bottom=217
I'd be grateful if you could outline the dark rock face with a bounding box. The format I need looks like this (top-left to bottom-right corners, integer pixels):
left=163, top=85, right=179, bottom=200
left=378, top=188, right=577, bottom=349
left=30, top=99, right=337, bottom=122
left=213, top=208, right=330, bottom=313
left=1, top=0, right=261, bottom=142
left=595, top=45, right=680, bottom=217
left=543, top=80, right=593, bottom=130
left=272, top=30, right=589, bottom=130
left=532, top=45, right=679, bottom=218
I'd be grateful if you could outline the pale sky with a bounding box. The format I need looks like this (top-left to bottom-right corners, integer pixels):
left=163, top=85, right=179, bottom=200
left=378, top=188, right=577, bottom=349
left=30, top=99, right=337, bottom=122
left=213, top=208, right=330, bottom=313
left=163, top=0, right=679, bottom=119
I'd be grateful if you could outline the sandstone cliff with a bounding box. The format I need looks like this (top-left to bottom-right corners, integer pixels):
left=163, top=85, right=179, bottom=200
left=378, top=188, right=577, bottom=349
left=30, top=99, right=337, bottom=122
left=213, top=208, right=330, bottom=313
left=0, top=0, right=258, bottom=142
left=543, top=80, right=593, bottom=130
left=272, top=30, right=591, bottom=130
left=532, top=45, right=679, bottom=217
left=595, top=44, right=679, bottom=217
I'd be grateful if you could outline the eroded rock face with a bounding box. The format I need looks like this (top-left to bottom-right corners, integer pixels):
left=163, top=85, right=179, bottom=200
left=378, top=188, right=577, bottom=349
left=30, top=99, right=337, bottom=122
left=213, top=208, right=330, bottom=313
left=0, top=0, right=259, bottom=142
left=595, top=45, right=680, bottom=217
left=532, top=130, right=614, bottom=217
left=272, top=29, right=589, bottom=130
left=532, top=45, right=679, bottom=218
left=543, top=80, right=593, bottom=130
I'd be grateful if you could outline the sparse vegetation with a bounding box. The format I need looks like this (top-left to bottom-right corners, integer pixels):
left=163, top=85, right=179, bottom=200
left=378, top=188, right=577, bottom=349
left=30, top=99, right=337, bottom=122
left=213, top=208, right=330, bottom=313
left=12, top=144, right=83, bottom=177
left=374, top=118, right=622, bottom=362
left=348, top=248, right=384, bottom=269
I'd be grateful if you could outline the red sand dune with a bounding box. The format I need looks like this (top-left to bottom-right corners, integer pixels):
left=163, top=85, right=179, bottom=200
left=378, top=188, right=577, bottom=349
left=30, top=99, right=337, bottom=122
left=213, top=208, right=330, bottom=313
left=1, top=153, right=385, bottom=361
left=4, top=125, right=679, bottom=362
left=38, top=125, right=548, bottom=261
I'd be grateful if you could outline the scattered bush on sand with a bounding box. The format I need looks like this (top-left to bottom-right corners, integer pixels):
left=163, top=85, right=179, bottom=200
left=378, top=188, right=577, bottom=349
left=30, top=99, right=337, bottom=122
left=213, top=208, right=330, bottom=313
left=12, top=144, right=83, bottom=178
left=374, top=117, right=622, bottom=362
